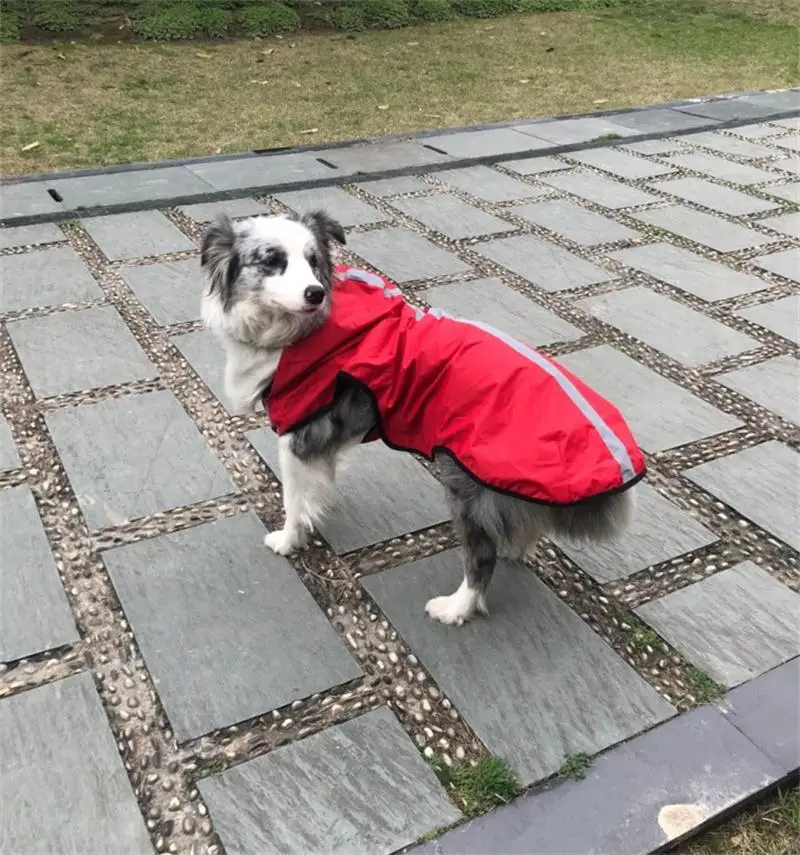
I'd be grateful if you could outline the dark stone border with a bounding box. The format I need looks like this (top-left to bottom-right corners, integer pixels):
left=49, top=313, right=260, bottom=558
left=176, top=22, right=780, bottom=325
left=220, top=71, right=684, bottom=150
left=406, top=657, right=799, bottom=855
left=1, top=90, right=797, bottom=227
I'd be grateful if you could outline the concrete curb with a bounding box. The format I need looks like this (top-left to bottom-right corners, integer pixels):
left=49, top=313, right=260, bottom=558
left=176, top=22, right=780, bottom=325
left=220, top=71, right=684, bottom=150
left=405, top=657, right=799, bottom=855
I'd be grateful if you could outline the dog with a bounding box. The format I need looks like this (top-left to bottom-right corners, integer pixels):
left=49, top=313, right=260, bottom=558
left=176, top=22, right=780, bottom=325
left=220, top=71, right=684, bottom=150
left=201, top=210, right=642, bottom=626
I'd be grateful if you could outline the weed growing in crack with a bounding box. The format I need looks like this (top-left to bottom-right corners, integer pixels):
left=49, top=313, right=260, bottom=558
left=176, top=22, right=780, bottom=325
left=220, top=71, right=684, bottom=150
left=557, top=752, right=592, bottom=780
left=687, top=665, right=724, bottom=703
left=429, top=754, right=520, bottom=817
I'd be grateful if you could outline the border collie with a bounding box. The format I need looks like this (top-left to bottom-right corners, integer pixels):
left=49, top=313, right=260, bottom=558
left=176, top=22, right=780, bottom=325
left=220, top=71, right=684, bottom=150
left=201, top=211, right=636, bottom=626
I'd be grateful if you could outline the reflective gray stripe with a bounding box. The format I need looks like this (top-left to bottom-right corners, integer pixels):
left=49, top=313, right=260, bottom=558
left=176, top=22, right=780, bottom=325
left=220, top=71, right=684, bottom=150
left=425, top=308, right=638, bottom=484
left=345, top=267, right=403, bottom=298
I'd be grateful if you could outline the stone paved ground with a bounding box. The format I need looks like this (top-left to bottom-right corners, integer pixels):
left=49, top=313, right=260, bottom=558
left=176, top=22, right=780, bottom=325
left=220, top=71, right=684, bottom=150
left=1, top=107, right=798, bottom=855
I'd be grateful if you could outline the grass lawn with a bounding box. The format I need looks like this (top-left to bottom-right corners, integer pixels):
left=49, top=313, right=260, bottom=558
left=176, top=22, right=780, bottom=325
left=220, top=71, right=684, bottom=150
left=675, top=786, right=799, bottom=855
left=2, top=0, right=798, bottom=175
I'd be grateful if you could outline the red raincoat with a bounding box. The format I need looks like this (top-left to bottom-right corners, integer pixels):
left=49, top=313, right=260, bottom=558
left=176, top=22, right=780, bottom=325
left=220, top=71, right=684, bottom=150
left=265, top=266, right=645, bottom=506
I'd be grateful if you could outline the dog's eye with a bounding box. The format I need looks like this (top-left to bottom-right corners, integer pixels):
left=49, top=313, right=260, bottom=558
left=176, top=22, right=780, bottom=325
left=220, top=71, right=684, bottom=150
left=308, top=255, right=319, bottom=271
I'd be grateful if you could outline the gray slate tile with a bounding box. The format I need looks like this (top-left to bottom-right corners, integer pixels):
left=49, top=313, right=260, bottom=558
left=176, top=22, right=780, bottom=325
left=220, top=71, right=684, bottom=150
left=610, top=242, right=768, bottom=301
left=760, top=212, right=800, bottom=238
left=172, top=328, right=254, bottom=414
left=771, top=116, right=800, bottom=131
left=357, top=175, right=433, bottom=196
left=665, top=152, right=776, bottom=185
left=736, top=294, right=799, bottom=343
left=753, top=247, right=800, bottom=282
left=0, top=181, right=63, bottom=218
left=7, top=305, right=156, bottom=398
left=610, top=107, right=713, bottom=133
left=773, top=155, right=800, bottom=174
left=82, top=211, right=195, bottom=261
left=248, top=429, right=449, bottom=553
left=741, top=90, right=800, bottom=111
left=0, top=673, right=152, bottom=855
left=555, top=483, right=716, bottom=584
left=421, top=128, right=549, bottom=158
left=53, top=166, right=213, bottom=209
left=274, top=186, right=387, bottom=227
left=475, top=234, right=614, bottom=291
left=722, top=657, right=799, bottom=774
left=323, top=141, right=451, bottom=172
left=104, top=513, right=361, bottom=741
left=364, top=552, right=675, bottom=786
left=390, top=194, right=514, bottom=239
left=559, top=345, right=742, bottom=453
left=514, top=199, right=637, bottom=246
left=631, top=205, right=770, bottom=252
left=565, top=148, right=673, bottom=180
left=1, top=487, right=78, bottom=662
left=0, top=222, right=64, bottom=249
left=715, top=355, right=798, bottom=424
left=731, top=122, right=785, bottom=139
left=0, top=414, right=20, bottom=472
left=675, top=99, right=778, bottom=121
left=417, top=707, right=782, bottom=855
left=637, top=562, right=799, bottom=687
left=179, top=198, right=270, bottom=223
left=199, top=708, right=460, bottom=855
left=188, top=152, right=335, bottom=190
left=120, top=258, right=203, bottom=325
left=540, top=170, right=658, bottom=209
left=0, top=246, right=103, bottom=313
left=46, top=390, right=234, bottom=529
left=686, top=440, right=799, bottom=550
left=619, top=139, right=680, bottom=155
left=650, top=176, right=779, bottom=216
left=347, top=226, right=470, bottom=283
left=499, top=156, right=569, bottom=175
left=516, top=117, right=636, bottom=145
left=422, top=278, right=584, bottom=347
left=678, top=131, right=776, bottom=159
left=434, top=165, right=544, bottom=201
left=776, top=135, right=800, bottom=153
left=576, top=287, right=758, bottom=366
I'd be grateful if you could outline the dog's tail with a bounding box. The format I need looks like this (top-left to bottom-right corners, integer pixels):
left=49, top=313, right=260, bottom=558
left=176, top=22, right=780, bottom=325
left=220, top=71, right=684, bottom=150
left=545, top=487, right=636, bottom=545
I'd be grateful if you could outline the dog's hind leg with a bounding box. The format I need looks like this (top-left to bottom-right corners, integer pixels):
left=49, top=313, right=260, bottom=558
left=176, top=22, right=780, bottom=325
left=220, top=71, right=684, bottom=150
left=425, top=513, right=497, bottom=626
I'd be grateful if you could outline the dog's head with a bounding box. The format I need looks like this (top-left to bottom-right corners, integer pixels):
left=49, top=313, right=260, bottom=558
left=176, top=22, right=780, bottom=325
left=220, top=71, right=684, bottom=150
left=200, top=210, right=345, bottom=348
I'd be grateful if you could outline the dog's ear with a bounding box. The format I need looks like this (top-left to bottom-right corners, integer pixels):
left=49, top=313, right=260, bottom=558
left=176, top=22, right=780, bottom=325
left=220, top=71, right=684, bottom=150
left=201, top=214, right=240, bottom=301
left=302, top=209, right=346, bottom=247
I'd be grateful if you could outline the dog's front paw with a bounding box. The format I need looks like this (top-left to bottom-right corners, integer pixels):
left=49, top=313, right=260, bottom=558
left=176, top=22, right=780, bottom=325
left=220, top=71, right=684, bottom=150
left=425, top=585, right=485, bottom=626
left=264, top=527, right=305, bottom=556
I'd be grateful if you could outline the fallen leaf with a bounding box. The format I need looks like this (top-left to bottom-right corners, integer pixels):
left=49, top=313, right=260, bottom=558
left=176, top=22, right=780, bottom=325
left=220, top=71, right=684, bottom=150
left=377, top=104, right=389, bottom=110
left=57, top=53, right=66, bottom=60
left=593, top=98, right=608, bottom=105
left=300, top=128, right=319, bottom=135
left=291, top=80, right=302, bottom=88
left=21, top=141, right=40, bottom=152
left=518, top=79, right=530, bottom=84
left=261, top=48, right=274, bottom=55
left=196, top=51, right=212, bottom=59
left=406, top=41, right=419, bottom=46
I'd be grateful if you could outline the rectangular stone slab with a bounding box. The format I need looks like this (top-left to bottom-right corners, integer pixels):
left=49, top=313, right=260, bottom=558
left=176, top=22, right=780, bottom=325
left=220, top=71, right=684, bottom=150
left=421, top=128, right=549, bottom=158
left=81, top=211, right=195, bottom=261
left=414, top=707, right=782, bottom=855
left=179, top=197, right=270, bottom=223
left=1, top=487, right=78, bottom=662
left=631, top=205, right=771, bottom=253
left=0, top=222, right=64, bottom=249
left=0, top=672, right=152, bottom=854
left=637, top=562, right=799, bottom=687
left=120, top=258, right=204, bottom=325
left=247, top=429, right=449, bottom=553
left=736, top=294, right=799, bottom=343
left=516, top=117, right=636, bottom=145
left=104, top=513, right=362, bottom=741
left=610, top=107, right=712, bottom=133
left=664, top=152, right=776, bottom=185
left=188, top=152, right=335, bottom=190
left=173, top=328, right=240, bottom=413
left=0, top=414, right=20, bottom=472
left=274, top=186, right=387, bottom=227
left=675, top=98, right=779, bottom=121
left=475, top=234, right=614, bottom=291
left=678, top=131, right=776, bottom=159
left=199, top=708, right=460, bottom=855
left=722, top=657, right=799, bottom=774
left=715, top=355, right=798, bottom=425
left=357, top=175, right=432, bottom=197
left=322, top=141, right=451, bottom=172
left=650, top=177, right=779, bottom=216
left=513, top=199, right=637, bottom=246
left=557, top=345, right=742, bottom=453
left=564, top=148, right=673, bottom=180
left=364, top=552, right=675, bottom=786
left=7, top=305, right=157, bottom=398
left=760, top=212, right=800, bottom=239
left=499, top=156, right=569, bottom=175
left=576, top=287, right=758, bottom=366
left=1, top=181, right=64, bottom=218
left=347, top=227, right=470, bottom=283
left=685, top=441, right=799, bottom=551
left=0, top=246, right=104, bottom=313
left=422, top=278, right=584, bottom=347
left=554, top=483, right=717, bottom=584
left=753, top=248, right=800, bottom=283
left=540, top=170, right=658, bottom=209
left=433, top=165, right=545, bottom=201
left=46, top=390, right=235, bottom=530
left=610, top=242, right=768, bottom=301
left=390, top=194, right=516, bottom=239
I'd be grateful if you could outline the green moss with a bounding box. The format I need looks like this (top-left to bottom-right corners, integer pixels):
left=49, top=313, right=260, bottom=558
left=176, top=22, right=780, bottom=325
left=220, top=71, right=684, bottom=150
left=430, top=754, right=521, bottom=817
left=557, top=752, right=592, bottom=779
left=687, top=665, right=724, bottom=703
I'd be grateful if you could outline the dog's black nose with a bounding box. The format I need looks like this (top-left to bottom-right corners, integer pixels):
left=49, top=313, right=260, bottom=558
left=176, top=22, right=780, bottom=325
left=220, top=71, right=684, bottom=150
left=304, top=285, right=325, bottom=306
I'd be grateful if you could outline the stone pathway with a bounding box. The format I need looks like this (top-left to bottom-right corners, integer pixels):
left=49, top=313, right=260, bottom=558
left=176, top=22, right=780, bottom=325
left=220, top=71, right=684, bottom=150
left=1, top=93, right=798, bottom=855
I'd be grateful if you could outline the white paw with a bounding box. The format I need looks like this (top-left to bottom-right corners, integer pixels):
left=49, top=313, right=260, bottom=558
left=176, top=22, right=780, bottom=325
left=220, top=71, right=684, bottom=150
left=425, top=583, right=485, bottom=626
left=264, top=528, right=305, bottom=556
